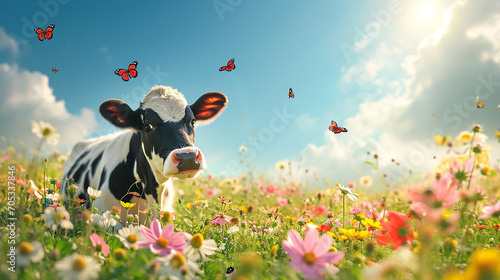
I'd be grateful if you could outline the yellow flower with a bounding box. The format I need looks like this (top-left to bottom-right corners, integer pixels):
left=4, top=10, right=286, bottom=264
left=462, top=249, right=500, bottom=279
left=361, top=218, right=382, bottom=231
left=359, top=176, right=373, bottom=187
left=355, top=230, right=372, bottom=240
left=120, top=201, right=136, bottom=210
left=339, top=228, right=357, bottom=240
left=285, top=216, right=297, bottom=222
left=476, top=146, right=490, bottom=168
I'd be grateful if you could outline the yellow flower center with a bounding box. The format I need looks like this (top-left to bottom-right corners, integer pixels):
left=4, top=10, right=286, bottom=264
left=42, top=127, right=52, bottom=136
left=19, top=242, right=34, bottom=255
left=190, top=233, right=204, bottom=248
left=126, top=234, right=138, bottom=243
left=170, top=253, right=186, bottom=268
left=303, top=252, right=316, bottom=265
left=156, top=237, right=169, bottom=248
left=72, top=256, right=87, bottom=271
left=161, top=211, right=173, bottom=223
left=56, top=213, right=65, bottom=220
left=113, top=248, right=127, bottom=260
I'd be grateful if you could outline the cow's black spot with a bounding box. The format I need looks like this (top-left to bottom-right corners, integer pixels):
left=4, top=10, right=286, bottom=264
left=90, top=152, right=103, bottom=177
left=67, top=150, right=90, bottom=176
left=98, top=167, right=107, bottom=190
left=72, top=162, right=89, bottom=185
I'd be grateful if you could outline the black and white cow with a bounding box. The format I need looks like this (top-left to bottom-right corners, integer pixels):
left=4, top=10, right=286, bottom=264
left=62, top=86, right=227, bottom=226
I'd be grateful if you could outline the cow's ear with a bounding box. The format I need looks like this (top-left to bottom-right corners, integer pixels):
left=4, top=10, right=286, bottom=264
left=99, top=99, right=143, bottom=130
left=189, top=92, right=227, bottom=125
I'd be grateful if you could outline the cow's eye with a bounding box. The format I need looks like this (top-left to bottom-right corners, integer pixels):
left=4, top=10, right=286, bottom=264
left=191, top=119, right=196, bottom=126
left=145, top=123, right=154, bottom=132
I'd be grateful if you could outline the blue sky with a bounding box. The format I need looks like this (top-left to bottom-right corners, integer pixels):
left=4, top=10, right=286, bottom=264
left=1, top=0, right=499, bottom=184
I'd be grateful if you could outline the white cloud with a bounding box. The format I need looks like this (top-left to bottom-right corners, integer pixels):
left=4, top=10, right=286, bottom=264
left=295, top=114, right=317, bottom=131
left=293, top=0, right=500, bottom=184
left=0, top=63, right=98, bottom=153
left=0, top=27, right=19, bottom=56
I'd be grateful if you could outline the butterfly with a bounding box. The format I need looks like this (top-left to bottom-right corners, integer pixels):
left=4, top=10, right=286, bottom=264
left=289, top=88, right=294, bottom=98
left=329, top=121, right=348, bottom=134
left=219, top=58, right=235, bottom=72
left=115, top=61, right=138, bottom=81
left=51, top=66, right=59, bottom=73
left=34, top=24, right=55, bottom=41
left=434, top=135, right=452, bottom=147
left=476, top=96, right=485, bottom=108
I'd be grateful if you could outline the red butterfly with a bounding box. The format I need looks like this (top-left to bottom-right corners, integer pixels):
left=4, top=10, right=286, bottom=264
left=289, top=88, right=295, bottom=98
left=51, top=66, right=59, bottom=73
left=34, top=24, right=55, bottom=41
left=219, top=58, right=235, bottom=72
left=115, top=61, right=138, bottom=81
left=329, top=121, right=348, bottom=134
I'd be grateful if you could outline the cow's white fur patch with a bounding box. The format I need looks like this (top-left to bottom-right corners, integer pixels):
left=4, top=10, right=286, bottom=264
left=141, top=86, right=188, bottom=122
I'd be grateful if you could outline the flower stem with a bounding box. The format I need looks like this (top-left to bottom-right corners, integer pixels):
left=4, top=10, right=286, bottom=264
left=343, top=194, right=345, bottom=228
left=466, top=153, right=477, bottom=190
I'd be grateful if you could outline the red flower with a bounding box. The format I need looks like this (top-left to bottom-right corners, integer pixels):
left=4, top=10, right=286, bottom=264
left=317, top=224, right=333, bottom=233
left=376, top=211, right=414, bottom=250
left=474, top=224, right=489, bottom=230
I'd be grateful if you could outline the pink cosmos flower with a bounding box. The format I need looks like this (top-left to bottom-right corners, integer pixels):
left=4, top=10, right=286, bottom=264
left=210, top=213, right=233, bottom=226
left=3, top=155, right=10, bottom=160
left=347, top=205, right=362, bottom=215
left=265, top=183, right=277, bottom=194
left=282, top=229, right=344, bottom=280
left=479, top=200, right=500, bottom=220
left=277, top=197, right=288, bottom=206
left=312, top=205, right=328, bottom=215
left=136, top=219, right=187, bottom=256
left=90, top=233, right=110, bottom=257
left=205, top=188, right=222, bottom=197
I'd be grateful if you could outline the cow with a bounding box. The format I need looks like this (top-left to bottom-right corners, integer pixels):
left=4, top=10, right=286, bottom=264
left=61, top=85, right=227, bottom=227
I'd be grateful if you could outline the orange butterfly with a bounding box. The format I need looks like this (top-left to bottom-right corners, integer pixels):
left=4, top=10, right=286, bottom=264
left=34, top=24, right=55, bottom=41
left=219, top=58, right=235, bottom=72
left=329, top=121, right=348, bottom=134
left=51, top=66, right=59, bottom=73
left=289, top=88, right=294, bottom=98
left=476, top=96, right=485, bottom=108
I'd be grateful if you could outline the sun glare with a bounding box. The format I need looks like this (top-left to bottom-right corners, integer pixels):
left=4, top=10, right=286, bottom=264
left=418, top=2, right=436, bottom=20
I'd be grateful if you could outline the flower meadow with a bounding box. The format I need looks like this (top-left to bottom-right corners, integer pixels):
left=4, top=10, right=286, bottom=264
left=1, top=122, right=500, bottom=280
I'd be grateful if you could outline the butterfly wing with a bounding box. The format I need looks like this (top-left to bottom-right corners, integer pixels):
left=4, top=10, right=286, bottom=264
left=329, top=121, right=338, bottom=132
left=115, top=69, right=130, bottom=81
left=34, top=27, right=45, bottom=41
left=227, top=58, right=235, bottom=70
left=128, top=61, right=138, bottom=78
left=44, top=24, right=55, bottom=40
left=289, top=88, right=294, bottom=98
left=219, top=66, right=227, bottom=71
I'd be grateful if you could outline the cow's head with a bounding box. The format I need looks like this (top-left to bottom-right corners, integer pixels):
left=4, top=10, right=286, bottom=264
left=99, top=86, right=227, bottom=182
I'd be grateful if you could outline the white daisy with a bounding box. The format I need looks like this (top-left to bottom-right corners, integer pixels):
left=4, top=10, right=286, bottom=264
left=16, top=241, right=45, bottom=267
left=335, top=184, right=359, bottom=201
left=155, top=252, right=203, bottom=280
left=184, top=233, right=218, bottom=260
left=43, top=206, right=74, bottom=231
left=54, top=253, right=101, bottom=280
left=91, top=211, right=117, bottom=231
left=87, top=187, right=103, bottom=200
left=116, top=225, right=143, bottom=249
left=31, top=120, right=61, bottom=145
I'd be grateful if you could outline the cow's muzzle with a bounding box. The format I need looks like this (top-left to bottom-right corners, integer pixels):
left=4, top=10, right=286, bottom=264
left=171, top=147, right=203, bottom=173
